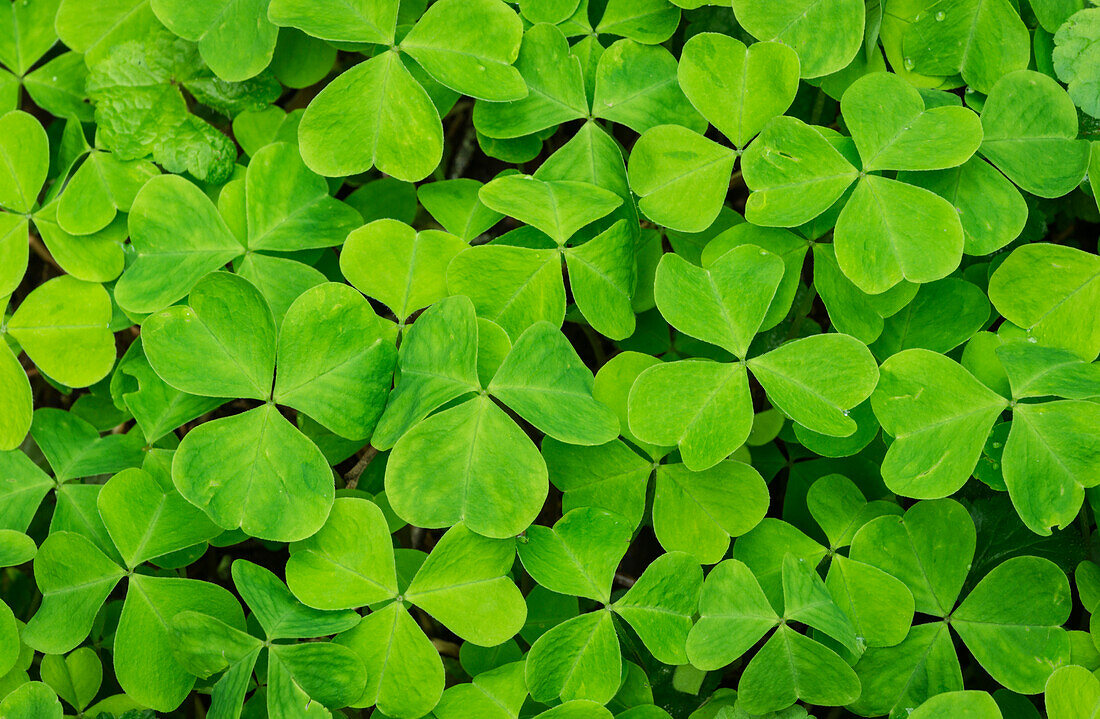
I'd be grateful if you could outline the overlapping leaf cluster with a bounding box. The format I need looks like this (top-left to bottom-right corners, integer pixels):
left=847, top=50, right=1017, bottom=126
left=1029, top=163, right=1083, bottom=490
left=1, top=1, right=1099, bottom=718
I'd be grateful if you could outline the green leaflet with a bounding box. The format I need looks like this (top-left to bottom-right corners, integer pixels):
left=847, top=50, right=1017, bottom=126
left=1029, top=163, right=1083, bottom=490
left=150, top=0, right=278, bottom=81
left=1053, top=8, right=1100, bottom=119
left=0, top=111, right=48, bottom=215
left=385, top=394, right=548, bottom=538
left=979, top=70, right=1091, bottom=198
left=732, top=0, right=864, bottom=78
left=172, top=404, right=334, bottom=541
left=872, top=349, right=1008, bottom=498
left=299, top=51, right=442, bottom=180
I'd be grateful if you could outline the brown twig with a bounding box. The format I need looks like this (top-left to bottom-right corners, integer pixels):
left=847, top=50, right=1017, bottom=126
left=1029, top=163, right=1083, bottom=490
left=28, top=234, right=60, bottom=270
left=343, top=446, right=379, bottom=489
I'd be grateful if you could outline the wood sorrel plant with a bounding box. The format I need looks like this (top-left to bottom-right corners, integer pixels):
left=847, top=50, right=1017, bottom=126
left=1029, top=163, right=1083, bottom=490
left=0, top=0, right=1098, bottom=718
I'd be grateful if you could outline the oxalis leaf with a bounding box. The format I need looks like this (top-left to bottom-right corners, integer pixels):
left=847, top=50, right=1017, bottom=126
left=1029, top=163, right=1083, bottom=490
left=4, top=3, right=1100, bottom=719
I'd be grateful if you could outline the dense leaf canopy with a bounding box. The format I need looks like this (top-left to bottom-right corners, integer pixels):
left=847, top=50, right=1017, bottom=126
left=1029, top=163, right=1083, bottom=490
left=0, top=1, right=1098, bottom=719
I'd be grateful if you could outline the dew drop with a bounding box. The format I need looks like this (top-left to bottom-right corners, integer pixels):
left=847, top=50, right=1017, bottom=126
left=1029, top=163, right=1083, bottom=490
left=992, top=441, right=1001, bottom=449
left=903, top=57, right=915, bottom=70
left=935, top=11, right=946, bottom=20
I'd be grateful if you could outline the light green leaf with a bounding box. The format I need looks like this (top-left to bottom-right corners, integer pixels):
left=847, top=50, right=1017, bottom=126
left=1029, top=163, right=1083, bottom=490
left=841, top=72, right=982, bottom=171
left=113, top=338, right=225, bottom=444
left=995, top=341, right=1100, bottom=400
left=286, top=497, right=396, bottom=610
left=979, top=70, right=1091, bottom=198
left=902, top=0, right=1029, bottom=93
left=732, top=0, right=864, bottom=78
left=0, top=111, right=48, bottom=214
left=32, top=201, right=127, bottom=283
left=57, top=151, right=158, bottom=236
left=987, top=243, right=1100, bottom=361
left=98, top=467, right=222, bottom=569
left=447, top=244, right=566, bottom=340
left=0, top=450, right=55, bottom=530
left=742, top=117, right=859, bottom=227
left=543, top=438, right=652, bottom=528
left=116, top=174, right=243, bottom=314
left=525, top=610, right=621, bottom=704
left=406, top=523, right=525, bottom=645
left=565, top=220, right=637, bottom=340
left=274, top=283, right=396, bottom=440
left=653, top=461, right=768, bottom=565
left=172, top=404, right=334, bottom=542
left=0, top=343, right=32, bottom=452
left=849, top=622, right=962, bottom=717
left=385, top=395, right=547, bottom=538
left=737, top=624, right=861, bottom=714
left=22, top=531, right=125, bottom=654
left=910, top=691, right=1003, bottom=719
left=232, top=560, right=360, bottom=639
left=479, top=175, right=622, bottom=246
left=489, top=322, right=618, bottom=445
left=899, top=157, right=1027, bottom=256
left=872, top=350, right=1007, bottom=498
left=628, top=360, right=753, bottom=472
left=235, top=252, right=325, bottom=326
left=299, top=52, right=442, bottom=181
left=0, top=0, right=60, bottom=75
left=595, top=0, right=680, bottom=43
left=628, top=125, right=737, bottom=233
left=142, top=272, right=276, bottom=401
left=0, top=682, right=62, bottom=719
left=1003, top=400, right=1100, bottom=535
left=849, top=499, right=975, bottom=617
left=871, top=277, right=990, bottom=357
left=245, top=141, right=362, bottom=251
left=952, top=556, right=1071, bottom=694
left=655, top=245, right=784, bottom=358
left=116, top=573, right=246, bottom=710
left=1054, top=8, right=1100, bottom=118
left=267, top=0, right=398, bottom=43
left=22, top=52, right=93, bottom=121
left=55, top=0, right=161, bottom=67
left=39, top=648, right=102, bottom=713
left=400, top=0, right=524, bottom=101
left=471, top=23, right=587, bottom=139
left=266, top=641, right=367, bottom=718
left=372, top=295, right=481, bottom=449
left=748, top=333, right=878, bottom=437
left=613, top=552, right=702, bottom=665
left=0, top=529, right=35, bottom=567
left=341, top=219, right=467, bottom=322
left=0, top=212, right=28, bottom=297
left=678, top=34, right=800, bottom=148
left=150, top=0, right=277, bottom=81
left=833, top=175, right=964, bottom=294
left=686, top=559, right=779, bottom=670
left=591, top=39, right=705, bottom=134
left=336, top=602, right=445, bottom=718
left=826, top=555, right=915, bottom=650
left=433, top=661, right=527, bottom=719
left=417, top=179, right=504, bottom=241
left=519, top=507, right=632, bottom=603
left=7, top=276, right=115, bottom=388
left=1045, top=664, right=1100, bottom=719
